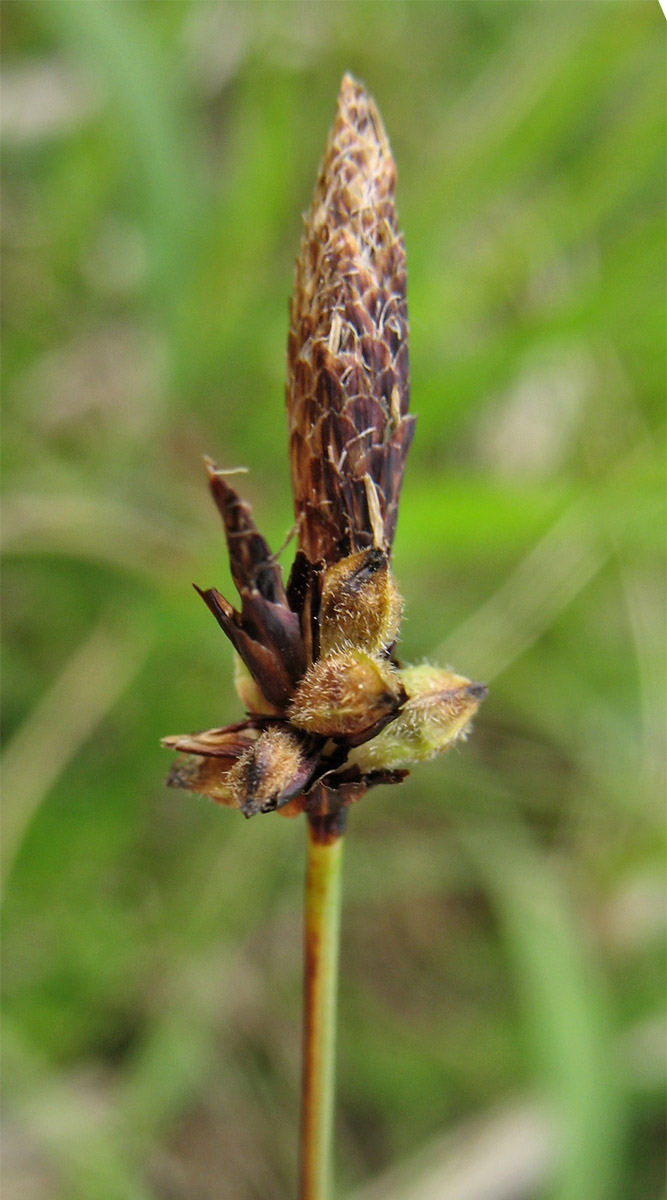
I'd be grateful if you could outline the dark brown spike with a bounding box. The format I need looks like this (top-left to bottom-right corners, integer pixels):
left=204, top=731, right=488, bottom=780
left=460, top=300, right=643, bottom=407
left=287, top=74, right=415, bottom=565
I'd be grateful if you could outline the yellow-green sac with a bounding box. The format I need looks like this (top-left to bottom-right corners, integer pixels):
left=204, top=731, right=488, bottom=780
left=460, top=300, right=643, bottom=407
left=346, top=665, right=488, bottom=772
left=318, top=548, right=403, bottom=657
left=288, top=649, right=405, bottom=738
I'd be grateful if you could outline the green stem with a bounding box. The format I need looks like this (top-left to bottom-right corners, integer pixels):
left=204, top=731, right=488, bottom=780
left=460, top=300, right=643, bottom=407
left=299, top=812, right=345, bottom=1200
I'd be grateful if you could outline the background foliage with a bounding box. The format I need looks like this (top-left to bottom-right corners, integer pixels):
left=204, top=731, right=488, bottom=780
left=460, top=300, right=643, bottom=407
left=2, top=3, right=664, bottom=1198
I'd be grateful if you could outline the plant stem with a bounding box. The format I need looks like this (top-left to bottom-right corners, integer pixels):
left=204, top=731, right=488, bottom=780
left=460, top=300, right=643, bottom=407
left=299, top=810, right=345, bottom=1200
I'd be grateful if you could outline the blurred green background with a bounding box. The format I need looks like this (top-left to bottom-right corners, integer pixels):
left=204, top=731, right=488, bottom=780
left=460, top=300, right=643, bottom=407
left=2, top=2, right=665, bottom=1198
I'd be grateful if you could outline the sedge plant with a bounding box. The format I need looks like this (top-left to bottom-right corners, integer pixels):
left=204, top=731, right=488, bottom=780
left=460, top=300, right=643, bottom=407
left=163, top=75, right=486, bottom=1200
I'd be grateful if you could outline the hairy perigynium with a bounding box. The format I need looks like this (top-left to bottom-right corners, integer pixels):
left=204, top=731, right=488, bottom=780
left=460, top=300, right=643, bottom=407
left=162, top=75, right=486, bottom=823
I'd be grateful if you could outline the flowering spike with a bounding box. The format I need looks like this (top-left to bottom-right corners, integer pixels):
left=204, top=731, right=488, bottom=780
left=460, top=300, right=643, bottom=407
left=286, top=73, right=416, bottom=566
left=163, top=75, right=485, bottom=822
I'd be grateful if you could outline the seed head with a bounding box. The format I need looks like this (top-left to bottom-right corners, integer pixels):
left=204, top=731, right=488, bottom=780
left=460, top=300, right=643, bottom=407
left=162, top=76, right=485, bottom=822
